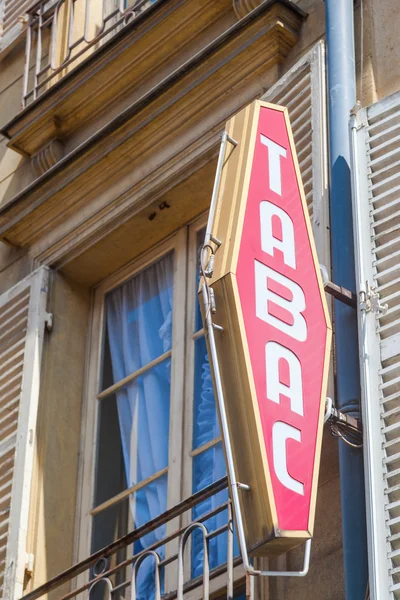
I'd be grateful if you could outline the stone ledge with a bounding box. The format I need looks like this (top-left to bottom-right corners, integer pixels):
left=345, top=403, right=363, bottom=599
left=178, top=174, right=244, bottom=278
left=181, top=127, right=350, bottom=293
left=0, top=0, right=306, bottom=248
left=1, top=0, right=235, bottom=158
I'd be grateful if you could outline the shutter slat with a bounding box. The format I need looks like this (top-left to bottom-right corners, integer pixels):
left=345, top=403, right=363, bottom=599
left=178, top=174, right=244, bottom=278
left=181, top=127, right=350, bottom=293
left=271, top=72, right=311, bottom=106
left=0, top=292, right=29, bottom=329
left=0, top=338, right=25, bottom=366
left=2, top=0, right=32, bottom=36
left=0, top=0, right=34, bottom=54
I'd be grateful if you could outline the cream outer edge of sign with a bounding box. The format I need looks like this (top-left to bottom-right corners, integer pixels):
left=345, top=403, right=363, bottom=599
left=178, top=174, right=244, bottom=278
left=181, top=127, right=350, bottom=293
left=201, top=99, right=332, bottom=556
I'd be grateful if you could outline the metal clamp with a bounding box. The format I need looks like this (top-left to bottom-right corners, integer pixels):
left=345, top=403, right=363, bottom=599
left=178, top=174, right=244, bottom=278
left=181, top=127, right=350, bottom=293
left=324, top=397, right=361, bottom=432
left=359, top=281, right=388, bottom=315
left=324, top=397, right=363, bottom=448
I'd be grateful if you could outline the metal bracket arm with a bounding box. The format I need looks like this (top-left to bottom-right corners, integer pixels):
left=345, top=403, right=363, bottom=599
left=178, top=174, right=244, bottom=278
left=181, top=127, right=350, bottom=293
left=252, top=539, right=311, bottom=577
left=324, top=398, right=362, bottom=434
left=319, top=264, right=357, bottom=308
left=324, top=280, right=356, bottom=308
left=201, top=282, right=312, bottom=579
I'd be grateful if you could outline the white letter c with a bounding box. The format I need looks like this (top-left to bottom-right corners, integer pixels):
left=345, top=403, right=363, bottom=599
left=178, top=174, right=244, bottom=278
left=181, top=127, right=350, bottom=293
left=272, top=421, right=304, bottom=495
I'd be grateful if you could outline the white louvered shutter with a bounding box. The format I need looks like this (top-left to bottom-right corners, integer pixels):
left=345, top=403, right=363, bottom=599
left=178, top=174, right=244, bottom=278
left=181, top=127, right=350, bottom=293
left=0, top=267, right=49, bottom=600
left=352, top=92, right=400, bottom=599
left=262, top=40, right=330, bottom=269
left=0, top=0, right=32, bottom=54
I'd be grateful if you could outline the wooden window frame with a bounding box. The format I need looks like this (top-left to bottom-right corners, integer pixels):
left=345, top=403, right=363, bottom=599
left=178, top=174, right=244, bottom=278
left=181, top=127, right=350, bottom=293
left=75, top=229, right=187, bottom=568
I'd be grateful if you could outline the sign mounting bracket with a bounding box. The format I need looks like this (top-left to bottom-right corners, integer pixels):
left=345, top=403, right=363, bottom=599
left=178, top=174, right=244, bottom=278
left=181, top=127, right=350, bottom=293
left=320, top=264, right=357, bottom=308
left=201, top=281, right=312, bottom=579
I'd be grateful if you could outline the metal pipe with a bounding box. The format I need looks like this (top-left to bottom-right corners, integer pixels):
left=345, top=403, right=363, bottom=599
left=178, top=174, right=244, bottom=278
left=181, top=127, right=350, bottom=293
left=177, top=523, right=209, bottom=600
left=227, top=502, right=234, bottom=600
left=325, top=0, right=369, bottom=597
left=23, top=18, right=32, bottom=108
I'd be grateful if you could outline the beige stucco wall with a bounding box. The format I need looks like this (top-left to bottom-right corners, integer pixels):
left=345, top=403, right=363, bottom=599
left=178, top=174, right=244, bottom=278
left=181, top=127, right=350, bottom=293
left=362, top=0, right=400, bottom=101
left=26, top=273, right=90, bottom=594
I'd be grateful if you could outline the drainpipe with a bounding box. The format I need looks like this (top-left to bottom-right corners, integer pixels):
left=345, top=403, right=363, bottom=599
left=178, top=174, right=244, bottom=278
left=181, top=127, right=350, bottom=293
left=325, top=1, right=369, bottom=598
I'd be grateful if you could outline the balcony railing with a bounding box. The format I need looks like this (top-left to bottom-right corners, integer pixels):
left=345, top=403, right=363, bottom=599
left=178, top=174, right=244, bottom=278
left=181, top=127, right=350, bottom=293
left=21, top=477, right=249, bottom=600
left=23, top=0, right=159, bottom=107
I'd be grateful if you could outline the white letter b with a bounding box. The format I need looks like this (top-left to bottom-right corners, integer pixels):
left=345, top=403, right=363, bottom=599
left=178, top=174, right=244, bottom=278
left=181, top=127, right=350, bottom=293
left=255, top=260, right=307, bottom=342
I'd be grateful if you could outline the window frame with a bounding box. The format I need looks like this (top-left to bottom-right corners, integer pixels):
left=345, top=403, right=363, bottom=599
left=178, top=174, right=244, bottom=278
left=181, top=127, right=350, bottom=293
left=75, top=228, right=187, bottom=568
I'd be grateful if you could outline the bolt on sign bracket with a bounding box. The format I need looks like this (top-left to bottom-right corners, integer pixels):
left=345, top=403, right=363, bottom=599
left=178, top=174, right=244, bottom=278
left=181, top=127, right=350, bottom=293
left=200, top=100, right=332, bottom=576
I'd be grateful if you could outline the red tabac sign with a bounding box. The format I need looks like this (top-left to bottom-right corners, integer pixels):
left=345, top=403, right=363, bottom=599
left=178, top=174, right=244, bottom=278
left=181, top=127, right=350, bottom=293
left=201, top=100, right=331, bottom=556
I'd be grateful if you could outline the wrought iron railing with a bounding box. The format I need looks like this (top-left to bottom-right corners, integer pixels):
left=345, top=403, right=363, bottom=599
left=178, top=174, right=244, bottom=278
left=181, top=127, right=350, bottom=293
left=23, top=0, right=160, bottom=107
left=21, top=477, right=247, bottom=600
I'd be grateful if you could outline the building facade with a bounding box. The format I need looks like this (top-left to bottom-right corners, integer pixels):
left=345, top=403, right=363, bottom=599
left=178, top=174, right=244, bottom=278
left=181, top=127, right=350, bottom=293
left=0, top=0, right=399, bottom=599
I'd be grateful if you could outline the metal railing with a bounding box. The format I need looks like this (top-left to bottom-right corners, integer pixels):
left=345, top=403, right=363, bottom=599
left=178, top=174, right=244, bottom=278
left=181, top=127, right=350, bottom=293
left=21, top=477, right=247, bottom=600
left=23, top=0, right=160, bottom=107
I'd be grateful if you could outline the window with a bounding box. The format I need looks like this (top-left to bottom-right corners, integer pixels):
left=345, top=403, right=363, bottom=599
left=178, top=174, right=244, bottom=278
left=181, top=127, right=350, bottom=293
left=92, top=250, right=175, bottom=553
left=78, top=219, right=238, bottom=595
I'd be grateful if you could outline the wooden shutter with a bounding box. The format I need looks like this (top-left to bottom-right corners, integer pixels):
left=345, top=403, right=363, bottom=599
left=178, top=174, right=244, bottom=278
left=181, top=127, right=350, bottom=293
left=0, top=267, right=50, bottom=600
left=352, top=92, right=400, bottom=599
left=262, top=40, right=330, bottom=269
left=0, top=0, right=32, bottom=53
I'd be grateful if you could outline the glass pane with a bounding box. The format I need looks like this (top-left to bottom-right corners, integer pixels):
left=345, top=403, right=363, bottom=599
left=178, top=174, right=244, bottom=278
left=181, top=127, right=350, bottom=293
left=133, top=473, right=168, bottom=547
left=193, top=335, right=220, bottom=450
left=120, top=363, right=171, bottom=488
left=93, top=390, right=127, bottom=507
left=94, top=360, right=171, bottom=506
left=132, top=475, right=168, bottom=600
left=195, top=228, right=206, bottom=333
left=192, top=442, right=226, bottom=498
left=91, top=497, right=130, bottom=553
left=103, top=251, right=174, bottom=389
left=93, top=251, right=173, bottom=552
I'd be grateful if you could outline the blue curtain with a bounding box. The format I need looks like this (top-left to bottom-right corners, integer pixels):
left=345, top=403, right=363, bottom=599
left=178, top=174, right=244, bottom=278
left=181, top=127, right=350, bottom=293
left=105, top=253, right=174, bottom=599
left=192, top=337, right=228, bottom=577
